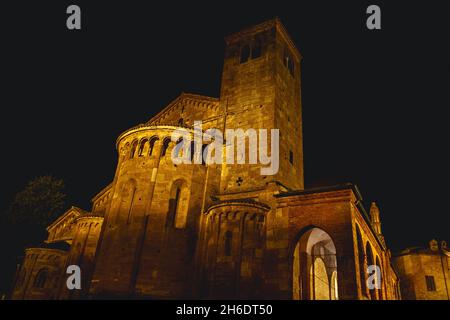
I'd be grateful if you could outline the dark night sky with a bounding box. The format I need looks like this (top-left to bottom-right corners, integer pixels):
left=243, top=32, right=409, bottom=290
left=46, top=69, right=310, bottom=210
left=0, top=1, right=448, bottom=293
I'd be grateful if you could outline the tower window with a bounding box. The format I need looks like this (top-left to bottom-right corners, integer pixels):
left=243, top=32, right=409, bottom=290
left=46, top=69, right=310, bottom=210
left=224, top=231, right=232, bottom=256
left=425, top=275, right=436, bottom=291
left=251, top=38, right=262, bottom=59
left=240, top=44, right=251, bottom=63
left=289, top=150, right=294, bottom=165
left=283, top=47, right=295, bottom=77
left=240, top=36, right=264, bottom=64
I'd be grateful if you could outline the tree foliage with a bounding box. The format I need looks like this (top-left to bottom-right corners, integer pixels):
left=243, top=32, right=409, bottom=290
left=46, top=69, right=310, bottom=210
left=4, top=175, right=67, bottom=228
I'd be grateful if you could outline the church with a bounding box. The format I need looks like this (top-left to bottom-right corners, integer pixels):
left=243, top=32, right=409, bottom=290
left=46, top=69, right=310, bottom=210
left=11, top=18, right=404, bottom=300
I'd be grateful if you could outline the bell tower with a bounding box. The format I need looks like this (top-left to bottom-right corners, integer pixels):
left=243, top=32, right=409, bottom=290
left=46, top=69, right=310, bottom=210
left=219, top=18, right=304, bottom=193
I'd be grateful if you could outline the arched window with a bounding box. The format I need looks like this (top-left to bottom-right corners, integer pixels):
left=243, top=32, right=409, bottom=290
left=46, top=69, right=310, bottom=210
left=178, top=118, right=184, bottom=126
left=138, top=138, right=149, bottom=157
left=240, top=44, right=250, bottom=63
left=34, top=268, right=48, bottom=288
left=168, top=180, right=189, bottom=229
left=224, top=231, right=232, bottom=256
left=161, top=138, right=171, bottom=157
left=130, top=140, right=138, bottom=159
left=174, top=138, right=184, bottom=158
left=148, top=136, right=159, bottom=156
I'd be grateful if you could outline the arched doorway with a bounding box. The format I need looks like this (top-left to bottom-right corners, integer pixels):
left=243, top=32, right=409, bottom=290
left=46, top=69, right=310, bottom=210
left=292, top=228, right=338, bottom=300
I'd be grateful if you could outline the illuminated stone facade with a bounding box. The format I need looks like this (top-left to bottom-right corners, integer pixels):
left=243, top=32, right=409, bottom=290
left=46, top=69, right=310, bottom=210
left=11, top=19, right=402, bottom=300
left=11, top=207, right=103, bottom=300
left=393, top=240, right=450, bottom=300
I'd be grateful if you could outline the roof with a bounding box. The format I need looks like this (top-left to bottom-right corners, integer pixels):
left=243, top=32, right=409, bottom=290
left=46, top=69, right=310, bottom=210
left=46, top=206, right=100, bottom=231
left=276, top=183, right=387, bottom=250
left=394, top=243, right=449, bottom=257
left=115, top=92, right=219, bottom=148
left=46, top=206, right=89, bottom=231
left=146, top=92, right=219, bottom=126
left=206, top=198, right=271, bottom=213
left=275, top=183, right=363, bottom=199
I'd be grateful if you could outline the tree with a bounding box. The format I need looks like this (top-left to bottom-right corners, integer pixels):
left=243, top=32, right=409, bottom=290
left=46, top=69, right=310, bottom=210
left=4, top=175, right=67, bottom=228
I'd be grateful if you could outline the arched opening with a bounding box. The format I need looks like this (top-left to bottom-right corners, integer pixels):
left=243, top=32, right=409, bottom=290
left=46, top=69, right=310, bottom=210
left=292, top=227, right=338, bottom=300
left=167, top=180, right=189, bottom=229
left=365, top=242, right=376, bottom=300
left=130, top=140, right=138, bottom=159
left=161, top=138, right=171, bottom=157
left=173, top=138, right=185, bottom=158
left=355, top=225, right=368, bottom=299
left=34, top=268, right=48, bottom=288
left=148, top=136, right=159, bottom=156
left=138, top=138, right=149, bottom=157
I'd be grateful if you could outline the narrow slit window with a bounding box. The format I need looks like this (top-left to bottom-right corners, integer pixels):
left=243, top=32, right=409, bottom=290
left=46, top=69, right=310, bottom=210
left=425, top=275, right=436, bottom=291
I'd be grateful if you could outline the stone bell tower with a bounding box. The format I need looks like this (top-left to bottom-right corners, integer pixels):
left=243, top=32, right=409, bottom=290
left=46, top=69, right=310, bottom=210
left=218, top=18, right=304, bottom=193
